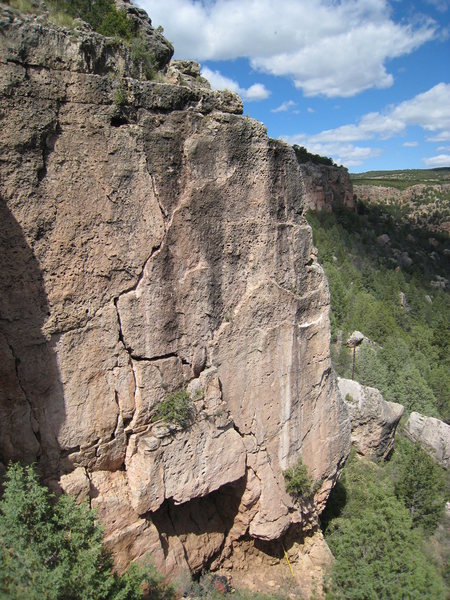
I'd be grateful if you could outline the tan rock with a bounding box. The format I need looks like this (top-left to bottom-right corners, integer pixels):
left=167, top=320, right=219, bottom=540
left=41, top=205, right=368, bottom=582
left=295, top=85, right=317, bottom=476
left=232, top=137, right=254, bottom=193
left=338, top=378, right=404, bottom=459
left=404, top=412, right=450, bottom=469
left=300, top=162, right=354, bottom=212
left=0, top=4, right=351, bottom=584
left=59, top=467, right=90, bottom=503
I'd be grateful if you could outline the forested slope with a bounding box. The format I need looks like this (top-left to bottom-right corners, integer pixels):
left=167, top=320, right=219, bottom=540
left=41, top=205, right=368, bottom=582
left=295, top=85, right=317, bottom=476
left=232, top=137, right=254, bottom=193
left=307, top=202, right=449, bottom=422
left=307, top=199, right=449, bottom=598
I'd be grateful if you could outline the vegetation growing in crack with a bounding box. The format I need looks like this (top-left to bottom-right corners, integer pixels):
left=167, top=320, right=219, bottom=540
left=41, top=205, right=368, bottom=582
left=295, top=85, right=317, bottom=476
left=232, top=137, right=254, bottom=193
left=153, top=388, right=194, bottom=430
left=283, top=457, right=315, bottom=498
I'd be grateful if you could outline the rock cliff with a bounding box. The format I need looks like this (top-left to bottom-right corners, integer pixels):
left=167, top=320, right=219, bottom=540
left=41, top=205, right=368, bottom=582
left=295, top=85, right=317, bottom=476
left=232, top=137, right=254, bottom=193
left=299, top=162, right=354, bottom=212
left=0, top=3, right=350, bottom=593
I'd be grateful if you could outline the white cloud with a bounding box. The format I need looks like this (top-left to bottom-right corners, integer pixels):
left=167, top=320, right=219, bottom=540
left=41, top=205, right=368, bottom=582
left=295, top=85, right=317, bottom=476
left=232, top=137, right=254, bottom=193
left=286, top=136, right=381, bottom=167
left=437, top=145, right=450, bottom=151
left=287, top=83, right=450, bottom=145
left=403, top=141, right=419, bottom=147
left=423, top=154, right=450, bottom=167
left=427, top=130, right=450, bottom=141
left=283, top=83, right=450, bottom=167
left=201, top=67, right=270, bottom=101
left=138, top=0, right=437, bottom=97
left=307, top=107, right=315, bottom=113
left=424, top=0, right=449, bottom=12
left=271, top=100, right=296, bottom=113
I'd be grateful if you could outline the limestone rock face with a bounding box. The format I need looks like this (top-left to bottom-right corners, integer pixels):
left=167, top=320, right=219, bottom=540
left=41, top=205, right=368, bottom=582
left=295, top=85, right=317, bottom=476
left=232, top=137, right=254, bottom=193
left=405, top=412, right=450, bottom=469
left=338, top=378, right=404, bottom=459
left=300, top=163, right=354, bottom=212
left=0, top=4, right=350, bottom=588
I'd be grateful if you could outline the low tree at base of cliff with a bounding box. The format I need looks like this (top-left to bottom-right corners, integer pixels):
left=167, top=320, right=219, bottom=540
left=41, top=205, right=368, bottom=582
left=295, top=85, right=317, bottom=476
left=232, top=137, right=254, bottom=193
left=0, top=463, right=175, bottom=599
left=389, top=437, right=447, bottom=533
left=324, top=454, right=446, bottom=599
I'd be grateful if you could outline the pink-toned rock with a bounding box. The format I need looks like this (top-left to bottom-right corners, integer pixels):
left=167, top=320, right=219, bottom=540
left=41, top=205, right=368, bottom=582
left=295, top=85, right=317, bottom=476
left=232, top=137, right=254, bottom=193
left=300, top=162, right=354, bottom=212
left=0, top=5, right=351, bottom=591
left=338, top=378, right=404, bottom=459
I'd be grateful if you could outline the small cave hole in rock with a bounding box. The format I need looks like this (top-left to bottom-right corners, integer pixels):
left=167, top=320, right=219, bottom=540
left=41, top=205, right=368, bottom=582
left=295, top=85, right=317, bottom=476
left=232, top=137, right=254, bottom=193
left=111, top=114, right=130, bottom=127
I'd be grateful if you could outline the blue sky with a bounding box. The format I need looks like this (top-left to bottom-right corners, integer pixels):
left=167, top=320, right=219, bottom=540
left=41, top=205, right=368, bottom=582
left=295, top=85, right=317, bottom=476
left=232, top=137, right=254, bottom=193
left=137, top=0, right=450, bottom=172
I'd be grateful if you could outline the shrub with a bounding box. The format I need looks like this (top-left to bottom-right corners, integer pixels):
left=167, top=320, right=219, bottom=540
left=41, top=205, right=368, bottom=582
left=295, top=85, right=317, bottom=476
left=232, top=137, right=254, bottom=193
left=130, top=38, right=157, bottom=80
left=283, top=457, right=314, bottom=498
left=324, top=453, right=446, bottom=599
left=113, top=85, right=128, bottom=106
left=389, top=437, right=447, bottom=533
left=154, top=389, right=194, bottom=429
left=0, top=462, right=175, bottom=599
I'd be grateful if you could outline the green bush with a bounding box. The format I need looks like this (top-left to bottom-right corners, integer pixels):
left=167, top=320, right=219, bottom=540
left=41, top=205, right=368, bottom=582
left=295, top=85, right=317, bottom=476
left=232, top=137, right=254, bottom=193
left=283, top=457, right=314, bottom=498
left=113, top=84, right=129, bottom=106
left=0, top=463, right=175, bottom=599
left=154, top=389, right=194, bottom=429
left=130, top=38, right=157, bottom=80
left=323, top=453, right=446, bottom=599
left=389, top=437, right=447, bottom=533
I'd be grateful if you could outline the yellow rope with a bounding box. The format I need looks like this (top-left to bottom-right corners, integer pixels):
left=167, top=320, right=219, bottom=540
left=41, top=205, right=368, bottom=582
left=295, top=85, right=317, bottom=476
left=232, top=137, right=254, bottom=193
left=282, top=544, right=294, bottom=577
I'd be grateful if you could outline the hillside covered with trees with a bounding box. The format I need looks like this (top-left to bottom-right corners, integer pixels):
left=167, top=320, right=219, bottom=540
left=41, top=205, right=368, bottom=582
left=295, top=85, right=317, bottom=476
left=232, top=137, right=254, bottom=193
left=307, top=195, right=449, bottom=598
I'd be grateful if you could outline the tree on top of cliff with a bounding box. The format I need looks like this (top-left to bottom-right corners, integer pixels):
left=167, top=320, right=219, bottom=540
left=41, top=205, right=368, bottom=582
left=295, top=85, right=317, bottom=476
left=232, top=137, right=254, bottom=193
left=293, top=145, right=335, bottom=167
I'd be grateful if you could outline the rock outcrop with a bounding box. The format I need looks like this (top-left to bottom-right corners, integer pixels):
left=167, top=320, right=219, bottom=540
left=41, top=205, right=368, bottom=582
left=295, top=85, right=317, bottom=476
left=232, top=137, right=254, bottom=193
left=300, top=162, right=354, bottom=212
left=404, top=412, right=449, bottom=469
left=338, top=378, right=404, bottom=459
left=0, top=3, right=351, bottom=592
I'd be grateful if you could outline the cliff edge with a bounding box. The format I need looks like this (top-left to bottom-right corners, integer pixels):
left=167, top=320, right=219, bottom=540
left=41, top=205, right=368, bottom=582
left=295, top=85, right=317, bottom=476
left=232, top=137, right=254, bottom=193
left=0, top=3, right=350, bottom=594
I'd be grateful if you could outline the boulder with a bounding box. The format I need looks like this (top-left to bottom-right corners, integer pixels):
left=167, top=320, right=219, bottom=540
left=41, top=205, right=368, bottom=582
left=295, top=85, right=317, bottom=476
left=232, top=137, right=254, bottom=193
left=338, top=378, right=404, bottom=459
left=404, top=412, right=450, bottom=469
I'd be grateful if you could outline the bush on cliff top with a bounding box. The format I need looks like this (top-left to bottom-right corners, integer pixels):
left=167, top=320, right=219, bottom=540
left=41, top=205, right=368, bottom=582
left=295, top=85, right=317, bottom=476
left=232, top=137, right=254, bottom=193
left=0, top=462, right=175, bottom=599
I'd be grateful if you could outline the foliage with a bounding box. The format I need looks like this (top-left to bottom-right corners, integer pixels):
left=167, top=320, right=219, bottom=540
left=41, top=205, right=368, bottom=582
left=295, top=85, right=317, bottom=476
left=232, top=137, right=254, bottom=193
left=307, top=205, right=449, bottom=421
left=293, top=144, right=335, bottom=166
left=46, top=0, right=135, bottom=40
left=389, top=437, right=447, bottom=533
left=154, top=388, right=194, bottom=429
left=323, top=452, right=446, bottom=599
left=182, top=572, right=289, bottom=599
left=113, top=84, right=129, bottom=106
left=0, top=463, right=175, bottom=599
left=130, top=37, right=157, bottom=80
left=283, top=457, right=314, bottom=498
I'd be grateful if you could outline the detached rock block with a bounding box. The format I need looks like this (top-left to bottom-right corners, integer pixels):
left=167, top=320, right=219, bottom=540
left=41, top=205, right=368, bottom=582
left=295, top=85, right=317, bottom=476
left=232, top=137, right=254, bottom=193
left=338, top=378, right=404, bottom=459
left=405, top=412, right=449, bottom=469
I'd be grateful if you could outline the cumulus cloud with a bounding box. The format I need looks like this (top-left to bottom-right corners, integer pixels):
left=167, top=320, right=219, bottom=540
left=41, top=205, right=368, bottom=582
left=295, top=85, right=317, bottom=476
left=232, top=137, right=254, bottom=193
left=427, top=130, right=450, bottom=141
left=403, top=141, right=419, bottom=147
left=271, top=100, right=297, bottom=113
left=287, top=83, right=450, bottom=145
left=201, top=67, right=270, bottom=101
left=137, top=0, right=437, bottom=97
left=423, top=154, right=450, bottom=167
left=283, top=83, right=450, bottom=166
left=285, top=136, right=381, bottom=167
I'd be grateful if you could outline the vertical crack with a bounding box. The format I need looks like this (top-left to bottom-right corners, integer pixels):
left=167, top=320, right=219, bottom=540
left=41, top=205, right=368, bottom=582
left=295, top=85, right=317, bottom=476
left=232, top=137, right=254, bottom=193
left=149, top=172, right=168, bottom=220
left=5, top=338, right=41, bottom=452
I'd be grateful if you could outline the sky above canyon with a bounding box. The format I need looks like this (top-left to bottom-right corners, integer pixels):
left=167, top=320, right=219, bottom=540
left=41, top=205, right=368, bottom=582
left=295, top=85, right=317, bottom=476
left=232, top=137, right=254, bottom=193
left=137, top=0, right=450, bottom=172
